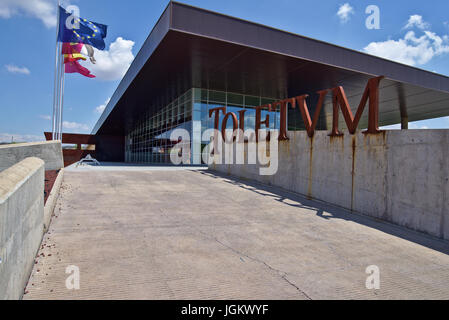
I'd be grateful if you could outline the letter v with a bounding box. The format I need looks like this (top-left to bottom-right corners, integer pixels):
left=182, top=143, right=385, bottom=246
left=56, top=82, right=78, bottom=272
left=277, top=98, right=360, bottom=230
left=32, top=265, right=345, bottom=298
left=295, top=89, right=328, bottom=138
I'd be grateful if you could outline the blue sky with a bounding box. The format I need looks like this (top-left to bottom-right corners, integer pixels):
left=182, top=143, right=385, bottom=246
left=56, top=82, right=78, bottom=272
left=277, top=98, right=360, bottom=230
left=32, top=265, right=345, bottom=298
left=1, top=0, right=448, bottom=142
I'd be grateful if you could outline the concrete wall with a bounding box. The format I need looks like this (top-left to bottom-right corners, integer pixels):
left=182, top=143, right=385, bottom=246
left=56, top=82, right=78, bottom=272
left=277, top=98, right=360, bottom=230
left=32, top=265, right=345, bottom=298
left=0, top=141, right=63, bottom=172
left=0, top=157, right=45, bottom=300
left=210, top=130, right=449, bottom=240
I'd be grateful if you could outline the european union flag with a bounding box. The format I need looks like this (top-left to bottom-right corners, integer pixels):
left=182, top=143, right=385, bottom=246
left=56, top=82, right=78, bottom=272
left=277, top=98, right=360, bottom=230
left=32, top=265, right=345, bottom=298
left=57, top=6, right=108, bottom=50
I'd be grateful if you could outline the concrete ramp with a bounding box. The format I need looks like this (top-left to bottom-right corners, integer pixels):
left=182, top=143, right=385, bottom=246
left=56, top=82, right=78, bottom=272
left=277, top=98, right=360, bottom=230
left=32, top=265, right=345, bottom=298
left=24, top=168, right=449, bottom=299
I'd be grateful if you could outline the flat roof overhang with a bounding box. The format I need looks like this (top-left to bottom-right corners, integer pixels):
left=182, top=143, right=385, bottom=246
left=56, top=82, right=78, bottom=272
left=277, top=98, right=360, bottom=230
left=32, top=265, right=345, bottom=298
left=92, top=1, right=449, bottom=136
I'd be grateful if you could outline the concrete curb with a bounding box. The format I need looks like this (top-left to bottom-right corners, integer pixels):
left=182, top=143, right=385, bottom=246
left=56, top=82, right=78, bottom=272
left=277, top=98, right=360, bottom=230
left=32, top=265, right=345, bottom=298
left=44, top=169, right=64, bottom=232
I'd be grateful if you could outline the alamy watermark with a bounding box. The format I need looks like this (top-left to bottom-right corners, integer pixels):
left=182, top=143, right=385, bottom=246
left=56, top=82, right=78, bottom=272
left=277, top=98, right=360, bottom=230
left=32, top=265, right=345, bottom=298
left=169, top=128, right=279, bottom=176
left=65, top=5, right=81, bottom=30
left=365, top=5, right=380, bottom=30
left=65, top=265, right=80, bottom=290
left=365, top=265, right=380, bottom=290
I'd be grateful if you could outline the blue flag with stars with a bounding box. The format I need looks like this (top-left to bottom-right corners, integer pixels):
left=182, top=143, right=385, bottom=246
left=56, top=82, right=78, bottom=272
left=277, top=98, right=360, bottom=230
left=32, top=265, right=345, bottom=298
left=57, top=6, right=107, bottom=50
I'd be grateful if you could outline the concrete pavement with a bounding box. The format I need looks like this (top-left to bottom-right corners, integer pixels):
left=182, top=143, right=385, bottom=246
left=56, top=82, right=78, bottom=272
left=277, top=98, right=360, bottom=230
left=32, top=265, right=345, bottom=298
left=24, top=167, right=449, bottom=299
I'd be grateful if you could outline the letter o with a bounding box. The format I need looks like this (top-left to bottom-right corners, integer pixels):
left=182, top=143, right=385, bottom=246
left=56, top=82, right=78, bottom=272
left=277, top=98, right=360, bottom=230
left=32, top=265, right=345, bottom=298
left=221, top=112, right=238, bottom=143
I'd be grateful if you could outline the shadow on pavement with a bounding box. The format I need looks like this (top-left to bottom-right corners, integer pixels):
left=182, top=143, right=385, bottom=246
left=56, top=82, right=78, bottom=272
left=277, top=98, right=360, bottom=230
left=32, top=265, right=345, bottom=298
left=200, top=169, right=449, bottom=256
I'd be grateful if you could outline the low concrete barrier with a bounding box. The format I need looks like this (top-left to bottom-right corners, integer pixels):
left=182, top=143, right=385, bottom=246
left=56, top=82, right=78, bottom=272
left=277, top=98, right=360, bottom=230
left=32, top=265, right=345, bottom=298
left=211, top=130, right=449, bottom=240
left=0, top=157, right=45, bottom=300
left=44, top=169, right=64, bottom=232
left=0, top=141, right=63, bottom=172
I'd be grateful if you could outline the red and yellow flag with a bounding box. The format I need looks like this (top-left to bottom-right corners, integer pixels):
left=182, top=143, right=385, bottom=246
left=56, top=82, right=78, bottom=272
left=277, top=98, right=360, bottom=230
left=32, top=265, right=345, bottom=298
left=62, top=43, right=95, bottom=78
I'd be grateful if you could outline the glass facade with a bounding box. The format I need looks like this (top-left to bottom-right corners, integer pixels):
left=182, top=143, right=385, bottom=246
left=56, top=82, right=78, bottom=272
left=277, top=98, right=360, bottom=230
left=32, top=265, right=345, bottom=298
left=125, top=88, right=280, bottom=165
left=125, top=90, right=193, bottom=164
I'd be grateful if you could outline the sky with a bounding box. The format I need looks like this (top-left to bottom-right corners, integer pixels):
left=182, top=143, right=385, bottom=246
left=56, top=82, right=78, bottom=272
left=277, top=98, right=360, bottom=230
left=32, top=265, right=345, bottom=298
left=0, top=0, right=448, bottom=142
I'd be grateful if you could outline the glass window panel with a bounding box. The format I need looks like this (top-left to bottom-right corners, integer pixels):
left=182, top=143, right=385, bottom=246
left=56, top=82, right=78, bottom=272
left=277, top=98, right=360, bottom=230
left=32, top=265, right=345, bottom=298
left=227, top=93, right=244, bottom=106
left=180, top=103, right=185, bottom=115
left=227, top=106, right=241, bottom=115
left=261, top=98, right=275, bottom=105
left=245, top=95, right=260, bottom=107
left=193, top=88, right=202, bottom=101
left=184, top=90, right=192, bottom=101
left=201, top=108, right=209, bottom=122
left=193, top=101, right=201, bottom=111
left=209, top=90, right=226, bottom=104
left=173, top=105, right=178, bottom=119
left=261, top=110, right=270, bottom=129
left=244, top=109, right=255, bottom=129
left=201, top=89, right=208, bottom=101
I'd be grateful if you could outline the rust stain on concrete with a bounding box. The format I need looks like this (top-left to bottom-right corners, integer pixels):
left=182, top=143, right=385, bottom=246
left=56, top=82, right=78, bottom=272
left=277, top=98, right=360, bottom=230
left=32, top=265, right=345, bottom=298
left=307, top=136, right=314, bottom=200
left=351, top=135, right=356, bottom=212
left=281, top=139, right=289, bottom=157
left=329, top=134, right=341, bottom=144
left=363, top=130, right=387, bottom=146
left=329, top=134, right=344, bottom=152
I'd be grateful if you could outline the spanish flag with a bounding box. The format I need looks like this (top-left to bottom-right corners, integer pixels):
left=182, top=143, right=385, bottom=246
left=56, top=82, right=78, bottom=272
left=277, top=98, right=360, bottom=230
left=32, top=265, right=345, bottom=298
left=65, top=60, right=95, bottom=78
left=62, top=43, right=95, bottom=78
left=62, top=43, right=86, bottom=63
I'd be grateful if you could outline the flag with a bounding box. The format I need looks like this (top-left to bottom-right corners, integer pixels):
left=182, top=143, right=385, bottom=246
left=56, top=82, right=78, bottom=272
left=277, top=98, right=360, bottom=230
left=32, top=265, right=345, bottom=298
left=62, top=43, right=95, bottom=78
left=57, top=6, right=107, bottom=50
left=65, top=60, right=95, bottom=78
left=62, top=42, right=83, bottom=54
left=62, top=43, right=86, bottom=63
left=84, top=44, right=96, bottom=64
left=64, top=53, right=86, bottom=63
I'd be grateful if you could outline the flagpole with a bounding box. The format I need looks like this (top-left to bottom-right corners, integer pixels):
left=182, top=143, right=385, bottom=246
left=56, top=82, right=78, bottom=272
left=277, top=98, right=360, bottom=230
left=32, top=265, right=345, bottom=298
left=51, top=46, right=58, bottom=140
left=58, top=63, right=65, bottom=141
left=55, top=42, right=62, bottom=140
left=57, top=42, right=61, bottom=140
left=52, top=1, right=61, bottom=140
left=57, top=0, right=63, bottom=141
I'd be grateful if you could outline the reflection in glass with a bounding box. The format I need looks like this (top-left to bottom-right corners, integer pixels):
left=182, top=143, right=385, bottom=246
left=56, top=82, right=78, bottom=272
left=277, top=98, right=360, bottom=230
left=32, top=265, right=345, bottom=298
left=125, top=88, right=280, bottom=165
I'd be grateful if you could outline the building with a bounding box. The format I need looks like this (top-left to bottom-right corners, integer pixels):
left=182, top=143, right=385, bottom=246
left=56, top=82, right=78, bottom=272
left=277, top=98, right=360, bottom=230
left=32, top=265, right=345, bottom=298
left=91, top=1, right=449, bottom=165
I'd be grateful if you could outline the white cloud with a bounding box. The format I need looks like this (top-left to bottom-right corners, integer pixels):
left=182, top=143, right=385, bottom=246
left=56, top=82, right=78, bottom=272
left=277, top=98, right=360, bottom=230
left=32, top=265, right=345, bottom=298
left=380, top=124, right=401, bottom=130
left=363, top=15, right=449, bottom=66
left=40, top=116, right=90, bottom=133
left=5, top=64, right=30, bottom=75
left=95, top=97, right=110, bottom=114
left=405, top=123, right=429, bottom=130
left=380, top=124, right=430, bottom=130
left=404, top=15, right=430, bottom=30
left=63, top=121, right=90, bottom=132
left=39, top=115, right=51, bottom=120
left=337, top=3, right=354, bottom=23
left=0, top=0, right=57, bottom=28
left=81, top=37, right=135, bottom=81
left=381, top=117, right=449, bottom=130
left=0, top=133, right=44, bottom=143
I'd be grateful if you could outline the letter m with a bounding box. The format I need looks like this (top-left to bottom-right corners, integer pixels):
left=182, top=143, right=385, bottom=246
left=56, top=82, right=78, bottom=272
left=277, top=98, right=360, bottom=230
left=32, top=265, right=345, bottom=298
left=330, top=76, right=384, bottom=136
